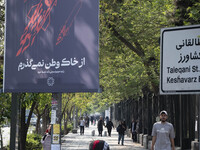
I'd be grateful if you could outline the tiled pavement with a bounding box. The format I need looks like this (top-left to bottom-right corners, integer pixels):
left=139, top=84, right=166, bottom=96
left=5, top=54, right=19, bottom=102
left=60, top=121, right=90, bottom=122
left=61, top=124, right=147, bottom=150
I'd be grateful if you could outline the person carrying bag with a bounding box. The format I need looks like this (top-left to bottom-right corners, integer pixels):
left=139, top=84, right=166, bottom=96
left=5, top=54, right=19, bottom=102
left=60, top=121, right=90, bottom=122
left=41, top=125, right=51, bottom=150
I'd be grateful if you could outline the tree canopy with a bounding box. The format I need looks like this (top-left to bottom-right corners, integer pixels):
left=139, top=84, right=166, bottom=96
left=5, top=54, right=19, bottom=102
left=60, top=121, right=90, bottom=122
left=98, top=0, right=174, bottom=104
left=0, top=0, right=4, bottom=55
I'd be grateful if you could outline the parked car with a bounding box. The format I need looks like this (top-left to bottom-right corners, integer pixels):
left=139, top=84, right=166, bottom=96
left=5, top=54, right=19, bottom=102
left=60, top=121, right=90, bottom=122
left=30, top=117, right=37, bottom=126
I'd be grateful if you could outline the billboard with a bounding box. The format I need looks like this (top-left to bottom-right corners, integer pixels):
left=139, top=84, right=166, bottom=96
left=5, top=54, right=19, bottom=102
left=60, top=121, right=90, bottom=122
left=4, top=0, right=99, bottom=93
left=160, top=25, right=200, bottom=94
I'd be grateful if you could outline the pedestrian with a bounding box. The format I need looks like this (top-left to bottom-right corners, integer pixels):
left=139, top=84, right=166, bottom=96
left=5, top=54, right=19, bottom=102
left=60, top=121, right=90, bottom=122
left=91, top=116, right=94, bottom=125
left=97, top=116, right=104, bottom=136
left=105, top=116, right=109, bottom=125
left=89, top=140, right=110, bottom=150
left=41, top=125, right=51, bottom=150
left=105, top=118, right=114, bottom=137
left=94, top=117, right=96, bottom=126
left=85, top=116, right=89, bottom=127
left=151, top=110, right=175, bottom=150
left=117, top=120, right=126, bottom=145
left=130, top=118, right=138, bottom=142
left=79, top=117, right=85, bottom=135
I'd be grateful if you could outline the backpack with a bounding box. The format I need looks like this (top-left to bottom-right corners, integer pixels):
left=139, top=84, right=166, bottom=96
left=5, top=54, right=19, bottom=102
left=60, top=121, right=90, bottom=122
left=116, top=125, right=121, bottom=132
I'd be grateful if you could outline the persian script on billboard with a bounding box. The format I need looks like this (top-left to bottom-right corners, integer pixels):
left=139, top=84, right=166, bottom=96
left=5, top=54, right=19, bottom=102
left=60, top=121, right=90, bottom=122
left=4, top=0, right=99, bottom=93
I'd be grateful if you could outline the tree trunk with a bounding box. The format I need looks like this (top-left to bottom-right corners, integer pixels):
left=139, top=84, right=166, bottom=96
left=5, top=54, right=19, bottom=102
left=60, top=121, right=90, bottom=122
left=36, top=115, right=41, bottom=134
left=19, top=99, right=36, bottom=150
left=64, top=119, right=68, bottom=134
left=35, top=104, right=49, bottom=134
left=42, top=108, right=50, bottom=134
left=42, top=113, right=47, bottom=134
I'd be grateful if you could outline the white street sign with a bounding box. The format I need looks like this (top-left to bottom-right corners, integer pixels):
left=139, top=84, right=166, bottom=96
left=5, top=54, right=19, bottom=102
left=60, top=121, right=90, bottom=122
left=160, top=25, right=200, bottom=94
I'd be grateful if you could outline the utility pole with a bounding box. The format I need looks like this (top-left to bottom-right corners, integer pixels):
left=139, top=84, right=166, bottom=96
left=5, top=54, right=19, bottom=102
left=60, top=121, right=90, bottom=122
left=51, top=93, right=62, bottom=150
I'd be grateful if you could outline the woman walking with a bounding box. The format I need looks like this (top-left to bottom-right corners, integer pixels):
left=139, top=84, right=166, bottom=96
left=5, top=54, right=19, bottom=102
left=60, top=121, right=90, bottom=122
left=79, top=117, right=85, bottom=135
left=97, top=116, right=104, bottom=136
left=117, top=120, right=126, bottom=145
left=106, top=119, right=114, bottom=137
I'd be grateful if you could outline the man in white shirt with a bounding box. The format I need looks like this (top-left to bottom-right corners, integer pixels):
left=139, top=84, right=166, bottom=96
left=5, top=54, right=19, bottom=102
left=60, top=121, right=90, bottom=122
left=151, top=110, right=175, bottom=150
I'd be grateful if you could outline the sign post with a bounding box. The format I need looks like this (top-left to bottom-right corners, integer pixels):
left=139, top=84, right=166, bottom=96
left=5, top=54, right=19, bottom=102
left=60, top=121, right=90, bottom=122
left=160, top=25, right=200, bottom=149
left=51, top=93, right=62, bottom=150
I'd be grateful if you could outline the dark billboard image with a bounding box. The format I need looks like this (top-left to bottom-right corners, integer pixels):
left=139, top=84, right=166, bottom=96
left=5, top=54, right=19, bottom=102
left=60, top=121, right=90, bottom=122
left=4, top=0, right=99, bottom=93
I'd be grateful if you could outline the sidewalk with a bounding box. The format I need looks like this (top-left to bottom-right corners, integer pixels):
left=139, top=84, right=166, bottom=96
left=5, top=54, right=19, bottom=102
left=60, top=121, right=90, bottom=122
left=61, top=124, right=146, bottom=150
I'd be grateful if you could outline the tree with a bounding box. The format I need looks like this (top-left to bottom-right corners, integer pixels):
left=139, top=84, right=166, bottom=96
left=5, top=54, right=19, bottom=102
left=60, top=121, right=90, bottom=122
left=33, top=93, right=51, bottom=134
left=172, top=0, right=197, bottom=26
left=0, top=93, right=11, bottom=147
left=61, top=93, right=75, bottom=134
left=0, top=0, right=5, bottom=87
left=19, top=93, right=39, bottom=150
left=0, top=2, right=8, bottom=147
left=187, top=2, right=200, bottom=25
left=0, top=0, right=5, bottom=47
left=61, top=93, right=94, bottom=134
left=98, top=0, right=175, bottom=105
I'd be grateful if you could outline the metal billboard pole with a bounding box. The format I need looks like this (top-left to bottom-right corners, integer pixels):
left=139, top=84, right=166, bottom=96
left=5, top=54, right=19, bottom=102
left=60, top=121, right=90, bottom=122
left=10, top=93, right=19, bottom=150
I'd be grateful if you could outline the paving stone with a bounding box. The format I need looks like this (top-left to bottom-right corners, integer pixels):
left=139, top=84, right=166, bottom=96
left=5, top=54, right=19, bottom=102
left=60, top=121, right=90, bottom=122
left=61, top=124, right=147, bottom=150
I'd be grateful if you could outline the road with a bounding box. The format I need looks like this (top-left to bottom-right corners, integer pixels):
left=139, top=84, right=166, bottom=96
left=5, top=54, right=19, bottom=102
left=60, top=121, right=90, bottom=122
left=1, top=127, right=10, bottom=147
